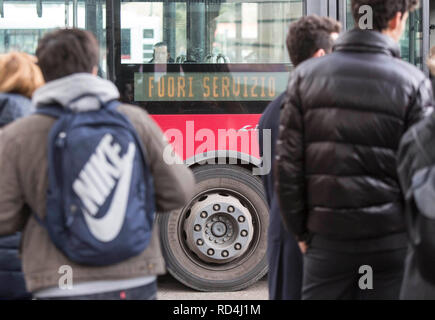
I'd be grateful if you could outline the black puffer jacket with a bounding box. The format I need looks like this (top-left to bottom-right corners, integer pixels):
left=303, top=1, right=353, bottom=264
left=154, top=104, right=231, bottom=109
left=276, top=29, right=433, bottom=242
left=0, top=93, right=33, bottom=299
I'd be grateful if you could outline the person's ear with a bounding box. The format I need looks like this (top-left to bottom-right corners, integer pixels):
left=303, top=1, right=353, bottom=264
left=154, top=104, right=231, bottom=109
left=92, top=66, right=98, bottom=76
left=388, top=12, right=402, bottom=32
left=385, top=11, right=408, bottom=42
left=313, top=48, right=326, bottom=58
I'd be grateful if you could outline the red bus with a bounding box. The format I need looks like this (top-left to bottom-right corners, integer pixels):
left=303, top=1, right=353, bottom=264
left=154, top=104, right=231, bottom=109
left=0, top=0, right=430, bottom=291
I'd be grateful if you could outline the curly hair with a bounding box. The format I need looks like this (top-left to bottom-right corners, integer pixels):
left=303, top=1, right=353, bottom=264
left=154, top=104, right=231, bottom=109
left=36, top=28, right=99, bottom=82
left=286, top=15, right=341, bottom=67
left=351, top=0, right=419, bottom=31
left=0, top=52, right=44, bottom=98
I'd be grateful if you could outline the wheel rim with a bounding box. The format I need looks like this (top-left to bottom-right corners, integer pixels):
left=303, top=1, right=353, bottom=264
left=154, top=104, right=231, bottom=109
left=184, top=194, right=254, bottom=264
left=178, top=188, right=261, bottom=270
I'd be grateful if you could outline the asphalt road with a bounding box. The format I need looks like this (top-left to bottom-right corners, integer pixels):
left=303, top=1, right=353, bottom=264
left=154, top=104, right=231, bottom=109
left=157, top=274, right=268, bottom=300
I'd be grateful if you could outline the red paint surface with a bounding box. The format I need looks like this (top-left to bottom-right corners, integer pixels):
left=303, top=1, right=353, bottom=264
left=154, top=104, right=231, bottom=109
left=151, top=114, right=262, bottom=161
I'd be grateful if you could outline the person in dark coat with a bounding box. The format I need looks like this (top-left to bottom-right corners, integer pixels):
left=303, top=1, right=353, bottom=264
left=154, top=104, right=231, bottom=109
left=258, top=15, right=341, bottom=300
left=275, top=0, right=432, bottom=300
left=396, top=46, right=435, bottom=300
left=397, top=108, right=435, bottom=300
left=0, top=52, right=44, bottom=300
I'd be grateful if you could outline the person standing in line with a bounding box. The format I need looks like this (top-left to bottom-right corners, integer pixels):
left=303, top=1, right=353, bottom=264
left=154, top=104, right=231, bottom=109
left=0, top=29, right=195, bottom=300
left=275, top=0, right=432, bottom=300
left=396, top=52, right=435, bottom=300
left=258, top=15, right=341, bottom=300
left=0, top=52, right=44, bottom=300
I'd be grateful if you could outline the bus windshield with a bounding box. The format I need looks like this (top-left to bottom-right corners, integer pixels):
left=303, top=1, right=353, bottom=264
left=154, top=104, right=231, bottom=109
left=116, top=0, right=304, bottom=114
left=120, top=0, right=304, bottom=65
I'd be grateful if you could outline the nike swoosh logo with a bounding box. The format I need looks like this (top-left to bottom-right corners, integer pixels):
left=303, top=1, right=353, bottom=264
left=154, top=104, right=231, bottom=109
left=83, top=142, right=136, bottom=242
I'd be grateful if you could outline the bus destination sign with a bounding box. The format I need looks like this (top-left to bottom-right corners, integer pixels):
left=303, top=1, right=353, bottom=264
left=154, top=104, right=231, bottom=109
left=134, top=72, right=289, bottom=102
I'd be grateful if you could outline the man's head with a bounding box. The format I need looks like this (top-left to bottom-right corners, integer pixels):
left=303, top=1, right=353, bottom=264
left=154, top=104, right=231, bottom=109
left=351, top=0, right=419, bottom=41
left=287, top=15, right=341, bottom=67
left=36, top=28, right=99, bottom=82
left=153, top=42, right=170, bottom=63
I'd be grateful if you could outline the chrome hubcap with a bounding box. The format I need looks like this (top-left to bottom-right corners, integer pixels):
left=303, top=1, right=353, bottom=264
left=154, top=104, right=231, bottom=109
left=184, top=194, right=254, bottom=263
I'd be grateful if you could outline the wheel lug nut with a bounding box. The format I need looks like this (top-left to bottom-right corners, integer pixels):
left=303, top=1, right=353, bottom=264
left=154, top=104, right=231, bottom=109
left=241, top=230, right=248, bottom=237
left=235, top=243, right=242, bottom=250
left=194, top=224, right=201, bottom=232
left=207, top=249, right=215, bottom=256
left=228, top=206, right=235, bottom=213
left=200, top=211, right=208, bottom=218
left=238, top=216, right=245, bottom=222
left=196, top=239, right=204, bottom=246
left=213, top=204, right=220, bottom=211
left=222, top=250, right=229, bottom=257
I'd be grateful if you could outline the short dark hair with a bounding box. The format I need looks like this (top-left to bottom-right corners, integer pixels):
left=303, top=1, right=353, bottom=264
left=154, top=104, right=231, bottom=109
left=154, top=41, right=168, bottom=48
left=287, top=15, right=341, bottom=67
left=351, top=0, right=419, bottom=31
left=36, top=28, right=99, bottom=82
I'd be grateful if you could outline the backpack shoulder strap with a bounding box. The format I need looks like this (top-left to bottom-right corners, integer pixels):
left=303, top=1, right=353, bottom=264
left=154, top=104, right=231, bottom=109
left=103, top=99, right=152, bottom=179
left=36, top=106, right=66, bottom=119
left=104, top=100, right=121, bottom=112
left=32, top=210, right=47, bottom=228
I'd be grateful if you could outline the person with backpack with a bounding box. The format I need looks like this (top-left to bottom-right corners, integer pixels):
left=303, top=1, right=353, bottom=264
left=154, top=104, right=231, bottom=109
left=0, top=51, right=44, bottom=300
left=0, top=29, right=195, bottom=300
left=258, top=15, right=341, bottom=300
left=275, top=0, right=432, bottom=300
left=397, top=56, right=435, bottom=300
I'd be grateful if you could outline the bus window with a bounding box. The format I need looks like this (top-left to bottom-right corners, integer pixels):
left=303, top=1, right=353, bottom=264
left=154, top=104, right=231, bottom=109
left=0, top=0, right=107, bottom=77
left=120, top=0, right=304, bottom=65
left=346, top=0, right=423, bottom=68
left=117, top=0, right=304, bottom=114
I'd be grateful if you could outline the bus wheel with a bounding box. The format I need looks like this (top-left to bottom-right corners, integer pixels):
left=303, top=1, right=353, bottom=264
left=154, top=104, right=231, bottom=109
left=158, top=164, right=269, bottom=292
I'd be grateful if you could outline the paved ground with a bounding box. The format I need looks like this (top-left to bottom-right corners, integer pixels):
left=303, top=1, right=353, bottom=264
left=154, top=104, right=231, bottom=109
left=157, top=274, right=268, bottom=300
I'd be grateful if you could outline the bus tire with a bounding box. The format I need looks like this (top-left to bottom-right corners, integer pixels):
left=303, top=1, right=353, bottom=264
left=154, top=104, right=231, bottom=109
left=157, top=164, right=269, bottom=292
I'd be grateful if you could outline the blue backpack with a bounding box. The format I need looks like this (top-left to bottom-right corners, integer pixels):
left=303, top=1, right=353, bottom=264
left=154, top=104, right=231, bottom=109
left=34, top=100, right=155, bottom=266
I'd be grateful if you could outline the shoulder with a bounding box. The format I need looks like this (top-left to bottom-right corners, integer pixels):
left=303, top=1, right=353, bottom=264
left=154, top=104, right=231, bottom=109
left=259, top=92, right=285, bottom=131
left=116, top=103, right=164, bottom=140
left=0, top=93, right=34, bottom=127
left=0, top=114, right=52, bottom=153
left=296, top=51, right=426, bottom=86
left=117, top=103, right=156, bottom=126
left=0, top=113, right=53, bottom=165
left=1, top=113, right=53, bottom=141
left=391, top=58, right=427, bottom=88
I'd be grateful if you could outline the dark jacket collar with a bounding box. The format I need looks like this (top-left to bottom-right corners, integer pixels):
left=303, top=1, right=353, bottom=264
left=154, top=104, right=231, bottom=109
left=333, top=28, right=400, bottom=58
